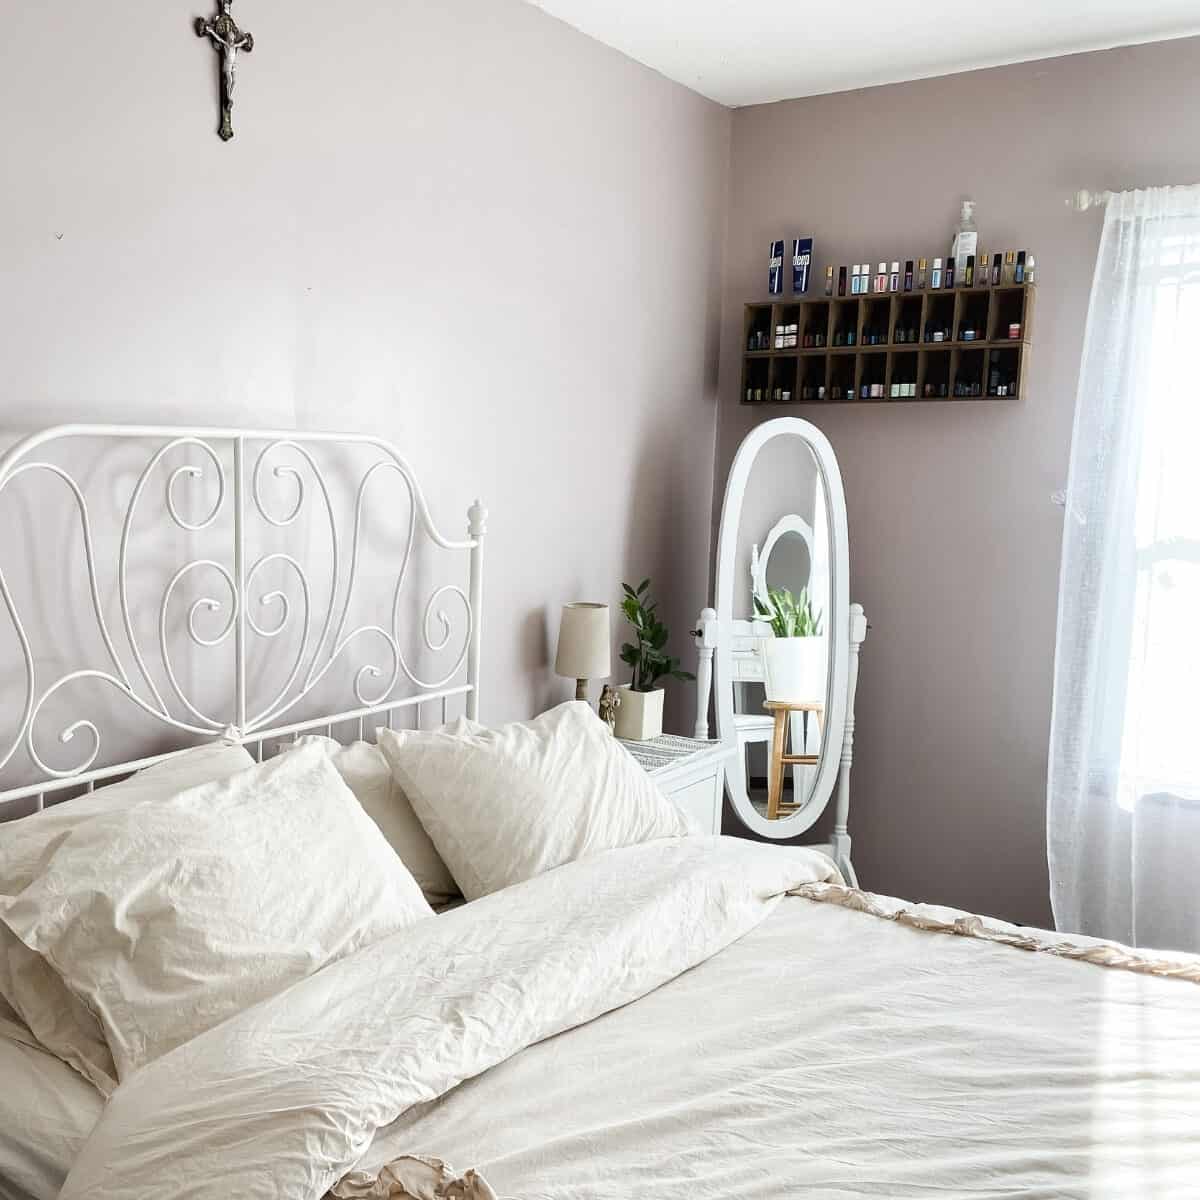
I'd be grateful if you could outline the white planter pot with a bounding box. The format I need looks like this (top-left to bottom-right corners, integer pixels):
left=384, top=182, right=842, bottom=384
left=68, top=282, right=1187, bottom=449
left=759, top=637, right=826, bottom=705
left=613, top=684, right=664, bottom=741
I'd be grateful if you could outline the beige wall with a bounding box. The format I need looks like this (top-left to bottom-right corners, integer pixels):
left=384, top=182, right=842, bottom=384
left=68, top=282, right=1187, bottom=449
left=715, top=36, right=1200, bottom=925
left=1, top=0, right=730, bottom=733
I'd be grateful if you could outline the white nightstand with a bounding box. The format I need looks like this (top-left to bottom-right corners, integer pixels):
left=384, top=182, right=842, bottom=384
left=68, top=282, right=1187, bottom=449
left=618, top=734, right=733, bottom=834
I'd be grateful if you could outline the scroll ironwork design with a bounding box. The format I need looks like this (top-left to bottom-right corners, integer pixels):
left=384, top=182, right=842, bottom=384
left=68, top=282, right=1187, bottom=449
left=0, top=427, right=483, bottom=786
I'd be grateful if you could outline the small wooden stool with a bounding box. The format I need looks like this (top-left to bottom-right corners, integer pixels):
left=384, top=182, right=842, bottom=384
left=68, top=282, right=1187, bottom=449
left=764, top=700, right=824, bottom=820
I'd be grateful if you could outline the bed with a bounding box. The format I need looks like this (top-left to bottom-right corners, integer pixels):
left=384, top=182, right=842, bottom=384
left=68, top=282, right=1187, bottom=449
left=1, top=426, right=1198, bottom=1200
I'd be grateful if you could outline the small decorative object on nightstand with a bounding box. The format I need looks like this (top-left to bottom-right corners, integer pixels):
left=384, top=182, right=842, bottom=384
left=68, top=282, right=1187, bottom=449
left=618, top=734, right=733, bottom=834
left=554, top=602, right=610, bottom=705
left=598, top=684, right=621, bottom=732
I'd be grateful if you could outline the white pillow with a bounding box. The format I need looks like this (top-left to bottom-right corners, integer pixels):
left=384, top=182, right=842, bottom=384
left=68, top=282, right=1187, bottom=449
left=299, top=735, right=463, bottom=907
left=0, top=1016, right=102, bottom=1200
left=1, top=742, right=432, bottom=1081
left=377, top=701, right=692, bottom=901
left=0, top=740, right=255, bottom=1094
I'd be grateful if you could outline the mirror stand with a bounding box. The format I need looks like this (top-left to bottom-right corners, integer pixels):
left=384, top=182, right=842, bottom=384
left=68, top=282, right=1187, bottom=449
left=693, top=602, right=866, bottom=886
left=693, top=416, right=868, bottom=884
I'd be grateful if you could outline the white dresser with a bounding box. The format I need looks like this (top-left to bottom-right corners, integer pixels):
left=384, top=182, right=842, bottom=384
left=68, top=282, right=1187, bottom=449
left=617, top=735, right=733, bottom=835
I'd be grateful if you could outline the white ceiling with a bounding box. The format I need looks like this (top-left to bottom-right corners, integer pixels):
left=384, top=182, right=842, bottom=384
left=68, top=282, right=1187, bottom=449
left=525, top=0, right=1200, bottom=107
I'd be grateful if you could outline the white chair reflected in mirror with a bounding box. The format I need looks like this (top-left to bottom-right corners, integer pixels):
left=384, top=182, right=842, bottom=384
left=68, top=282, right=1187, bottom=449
left=750, top=511, right=828, bottom=804
left=693, top=417, right=867, bottom=885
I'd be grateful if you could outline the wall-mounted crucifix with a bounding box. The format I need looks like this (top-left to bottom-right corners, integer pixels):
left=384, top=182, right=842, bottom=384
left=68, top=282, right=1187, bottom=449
left=194, top=1, right=254, bottom=142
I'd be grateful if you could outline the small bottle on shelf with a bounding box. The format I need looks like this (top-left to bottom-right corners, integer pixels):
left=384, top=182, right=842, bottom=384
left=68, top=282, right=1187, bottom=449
left=1026, top=255, right=1036, bottom=283
left=944, top=258, right=955, bottom=288
left=964, top=254, right=975, bottom=287
left=904, top=259, right=914, bottom=291
left=889, top=261, right=900, bottom=291
left=917, top=257, right=928, bottom=289
left=930, top=257, right=943, bottom=289
left=875, top=262, right=888, bottom=293
left=824, top=265, right=835, bottom=296
left=950, top=199, right=978, bottom=278
left=976, top=249, right=987, bottom=287
left=1014, top=251, right=1026, bottom=284
left=768, top=240, right=785, bottom=295
left=838, top=265, right=847, bottom=296
left=992, top=252, right=1002, bottom=286
left=1004, top=251, right=1015, bottom=284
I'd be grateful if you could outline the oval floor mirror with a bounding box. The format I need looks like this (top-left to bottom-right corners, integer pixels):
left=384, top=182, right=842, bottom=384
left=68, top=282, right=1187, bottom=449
left=694, top=418, right=867, bottom=882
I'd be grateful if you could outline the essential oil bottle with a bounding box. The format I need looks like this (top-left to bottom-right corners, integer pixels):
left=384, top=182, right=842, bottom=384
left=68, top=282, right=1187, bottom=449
left=917, top=257, right=928, bottom=289
left=768, top=240, right=785, bottom=294
left=930, top=257, right=943, bottom=289
left=1014, top=250, right=1026, bottom=284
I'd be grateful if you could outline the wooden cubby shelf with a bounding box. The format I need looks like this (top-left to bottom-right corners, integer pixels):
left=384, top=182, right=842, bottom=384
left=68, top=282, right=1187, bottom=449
left=741, top=284, right=1035, bottom=404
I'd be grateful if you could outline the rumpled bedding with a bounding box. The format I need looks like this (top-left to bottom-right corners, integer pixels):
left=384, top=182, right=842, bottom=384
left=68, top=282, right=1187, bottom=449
left=357, top=876, right=1200, bottom=1199
left=59, top=836, right=839, bottom=1199
left=54, top=835, right=1200, bottom=1199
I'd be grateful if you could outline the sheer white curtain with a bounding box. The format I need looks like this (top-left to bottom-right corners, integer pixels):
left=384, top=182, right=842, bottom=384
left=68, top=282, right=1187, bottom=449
left=1049, top=185, right=1200, bottom=953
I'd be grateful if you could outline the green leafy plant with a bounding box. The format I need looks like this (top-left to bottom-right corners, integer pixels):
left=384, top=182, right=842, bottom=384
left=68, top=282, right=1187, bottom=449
left=753, top=586, right=823, bottom=638
left=619, top=579, right=696, bottom=693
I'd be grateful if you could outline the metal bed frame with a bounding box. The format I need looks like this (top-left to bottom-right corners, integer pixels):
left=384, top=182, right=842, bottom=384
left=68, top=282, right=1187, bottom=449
left=0, top=425, right=486, bottom=814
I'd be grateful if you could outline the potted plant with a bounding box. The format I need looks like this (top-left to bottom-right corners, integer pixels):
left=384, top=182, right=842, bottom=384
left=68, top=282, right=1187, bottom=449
left=753, top=586, right=826, bottom=704
left=614, top=579, right=695, bottom=741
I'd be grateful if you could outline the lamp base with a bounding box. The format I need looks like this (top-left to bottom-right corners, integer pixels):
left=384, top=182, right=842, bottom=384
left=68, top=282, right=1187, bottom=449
left=574, top=678, right=589, bottom=702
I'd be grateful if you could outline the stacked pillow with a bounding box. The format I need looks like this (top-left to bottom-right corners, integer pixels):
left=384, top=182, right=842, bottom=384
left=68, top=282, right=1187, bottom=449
left=0, top=701, right=693, bottom=1101
left=298, top=731, right=468, bottom=908
left=0, top=741, right=257, bottom=1093
left=378, top=701, right=694, bottom=900
left=3, top=743, right=434, bottom=1082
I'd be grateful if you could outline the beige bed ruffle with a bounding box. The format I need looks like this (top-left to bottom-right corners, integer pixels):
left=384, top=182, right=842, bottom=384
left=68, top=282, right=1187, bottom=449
left=792, top=880, right=1200, bottom=983
left=332, top=1154, right=498, bottom=1200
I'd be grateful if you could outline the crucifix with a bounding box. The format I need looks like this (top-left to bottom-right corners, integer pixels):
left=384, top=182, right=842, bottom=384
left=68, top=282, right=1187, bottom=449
left=195, top=1, right=254, bottom=142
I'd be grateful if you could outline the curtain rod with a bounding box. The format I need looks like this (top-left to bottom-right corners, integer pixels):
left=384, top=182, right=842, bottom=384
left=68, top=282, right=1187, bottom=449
left=1067, top=189, right=1112, bottom=212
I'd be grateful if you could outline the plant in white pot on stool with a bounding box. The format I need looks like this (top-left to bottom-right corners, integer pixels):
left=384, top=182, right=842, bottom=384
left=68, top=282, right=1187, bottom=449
left=614, top=579, right=695, bottom=741
left=753, top=586, right=825, bottom=703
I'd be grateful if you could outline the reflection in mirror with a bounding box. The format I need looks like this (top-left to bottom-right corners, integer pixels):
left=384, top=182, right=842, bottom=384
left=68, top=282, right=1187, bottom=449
left=709, top=416, right=851, bottom=849
left=735, top=437, right=831, bottom=818
left=702, top=417, right=862, bottom=872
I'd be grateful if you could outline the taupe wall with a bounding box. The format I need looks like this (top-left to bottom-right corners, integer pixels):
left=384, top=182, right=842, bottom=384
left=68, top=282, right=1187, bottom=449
left=1, top=1, right=730, bottom=732
left=715, top=37, right=1200, bottom=926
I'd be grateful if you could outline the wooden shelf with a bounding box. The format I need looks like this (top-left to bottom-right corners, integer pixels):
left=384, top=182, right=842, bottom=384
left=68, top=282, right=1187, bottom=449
left=741, top=284, right=1034, bottom=404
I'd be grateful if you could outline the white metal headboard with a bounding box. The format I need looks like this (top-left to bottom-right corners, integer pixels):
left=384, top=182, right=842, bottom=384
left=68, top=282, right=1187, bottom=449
left=0, top=424, right=486, bottom=815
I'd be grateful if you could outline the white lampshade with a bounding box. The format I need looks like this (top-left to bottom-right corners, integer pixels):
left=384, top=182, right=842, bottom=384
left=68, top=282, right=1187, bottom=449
left=554, top=602, right=611, bottom=681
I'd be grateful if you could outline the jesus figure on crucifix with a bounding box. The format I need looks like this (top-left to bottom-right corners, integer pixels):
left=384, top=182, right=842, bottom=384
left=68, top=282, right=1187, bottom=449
left=195, top=1, right=254, bottom=141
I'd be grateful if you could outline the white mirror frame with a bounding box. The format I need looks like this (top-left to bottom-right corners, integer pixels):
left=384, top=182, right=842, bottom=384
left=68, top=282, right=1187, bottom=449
left=714, top=417, right=849, bottom=839
left=750, top=513, right=816, bottom=611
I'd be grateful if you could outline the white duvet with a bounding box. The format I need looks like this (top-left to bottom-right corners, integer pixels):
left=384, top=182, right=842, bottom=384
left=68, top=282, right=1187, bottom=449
left=61, top=837, right=839, bottom=1199
left=55, top=834, right=1200, bottom=1199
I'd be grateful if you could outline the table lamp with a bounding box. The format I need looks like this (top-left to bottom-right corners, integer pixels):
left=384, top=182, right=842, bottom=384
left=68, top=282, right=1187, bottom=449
left=554, top=602, right=610, bottom=702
